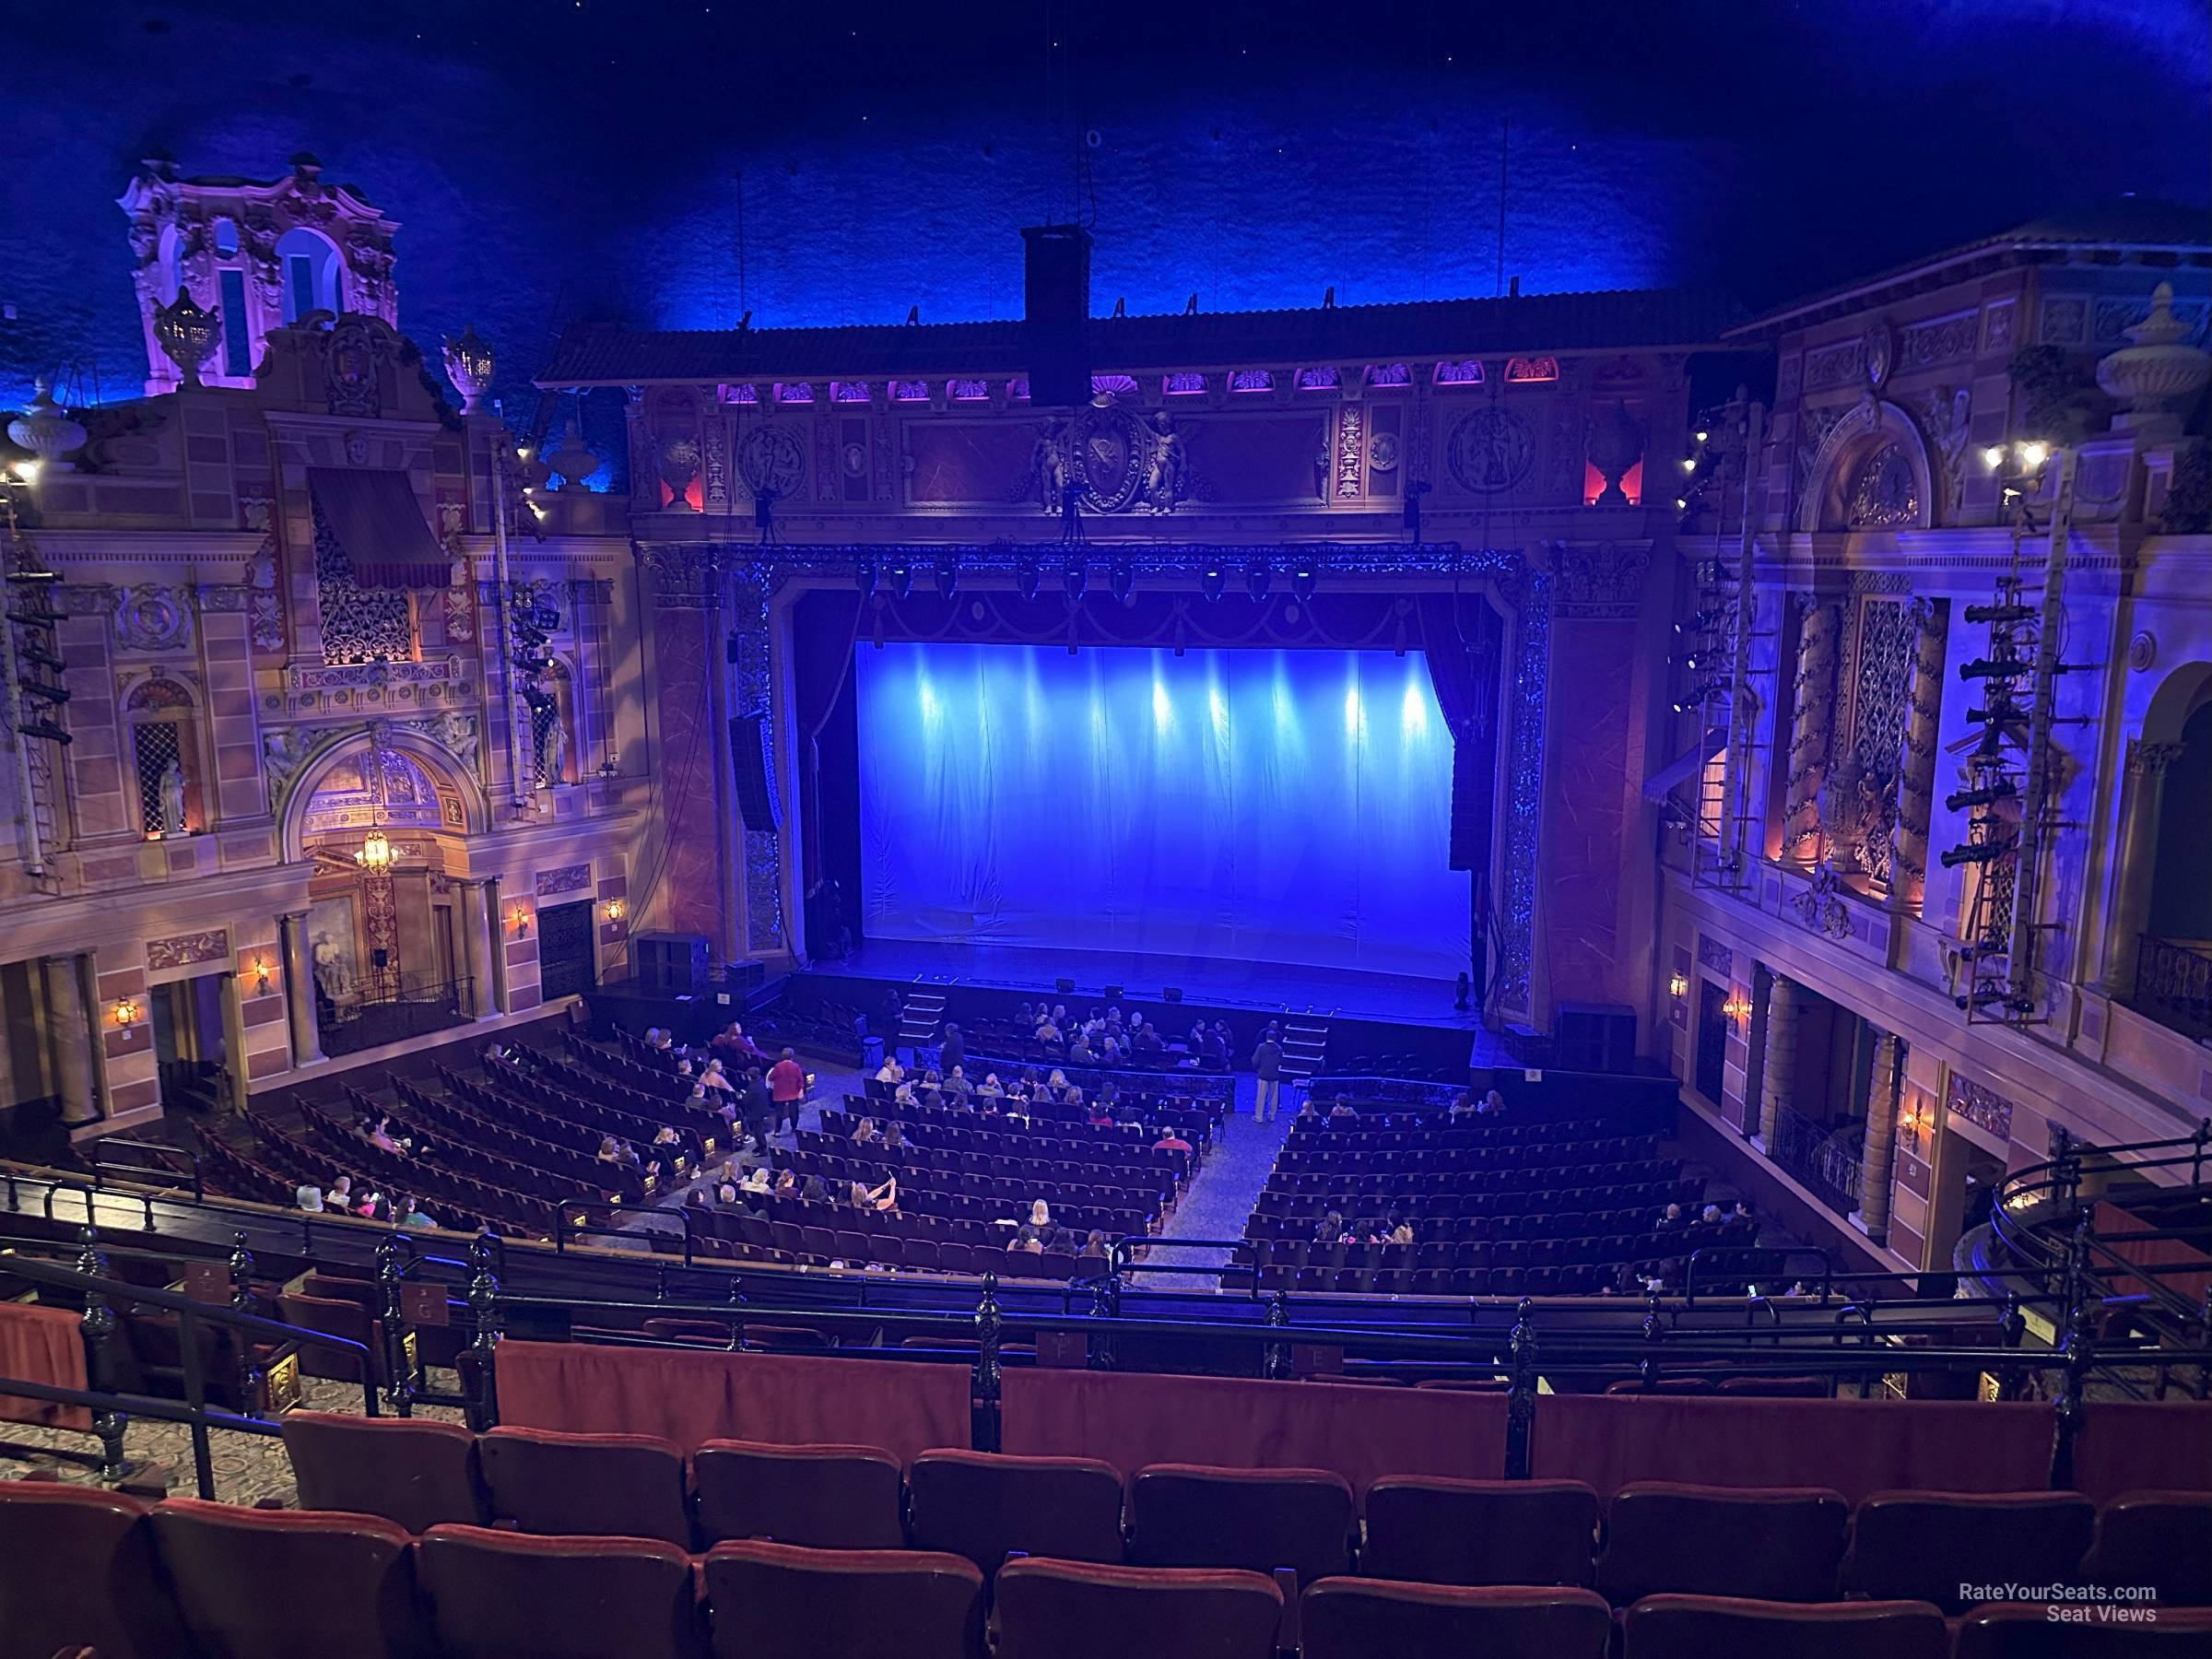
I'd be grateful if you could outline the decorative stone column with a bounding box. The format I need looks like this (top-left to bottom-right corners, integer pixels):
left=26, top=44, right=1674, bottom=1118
left=1756, top=973, right=1798, bottom=1149
left=279, top=911, right=324, bottom=1068
left=42, top=955, right=99, bottom=1126
left=2099, top=739, right=2186, bottom=998
left=457, top=878, right=497, bottom=1018
left=1783, top=597, right=1841, bottom=864
left=481, top=876, right=510, bottom=1014
left=1888, top=598, right=1947, bottom=912
left=1857, top=1028, right=1901, bottom=1241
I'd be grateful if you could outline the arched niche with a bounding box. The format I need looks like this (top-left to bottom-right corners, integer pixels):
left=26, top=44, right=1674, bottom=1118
left=279, top=725, right=488, bottom=865
left=1795, top=399, right=1936, bottom=534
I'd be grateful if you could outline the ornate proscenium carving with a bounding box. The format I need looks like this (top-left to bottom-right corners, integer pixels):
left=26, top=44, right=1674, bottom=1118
left=1548, top=543, right=1649, bottom=620
left=1030, top=400, right=1193, bottom=515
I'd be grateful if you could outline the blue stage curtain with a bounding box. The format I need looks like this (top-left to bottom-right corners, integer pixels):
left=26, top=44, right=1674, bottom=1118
left=855, top=641, right=1470, bottom=979
left=1416, top=594, right=1503, bottom=877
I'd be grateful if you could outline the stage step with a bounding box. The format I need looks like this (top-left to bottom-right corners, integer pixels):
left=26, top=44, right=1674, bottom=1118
left=1278, top=1018, right=1331, bottom=1079
left=898, top=989, right=947, bottom=1045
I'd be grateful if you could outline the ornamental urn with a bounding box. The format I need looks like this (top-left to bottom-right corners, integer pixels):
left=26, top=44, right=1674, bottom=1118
left=6, top=380, right=88, bottom=473
left=1586, top=399, right=1646, bottom=507
left=442, top=325, right=496, bottom=415
left=547, top=423, right=599, bottom=490
left=657, top=435, right=701, bottom=511
left=2096, top=283, right=2211, bottom=444
left=152, top=292, right=221, bottom=387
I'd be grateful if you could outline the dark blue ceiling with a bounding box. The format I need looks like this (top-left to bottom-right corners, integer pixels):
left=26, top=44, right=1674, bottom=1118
left=2, top=0, right=2204, bottom=416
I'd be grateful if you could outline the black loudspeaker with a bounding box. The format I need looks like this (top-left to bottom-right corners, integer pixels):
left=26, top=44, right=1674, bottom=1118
left=1553, top=1001, right=1637, bottom=1074
left=1054, top=976, right=1076, bottom=994
left=729, top=715, right=781, bottom=833
left=1022, top=224, right=1092, bottom=407
left=1162, top=986, right=1182, bottom=1004
left=1102, top=983, right=1124, bottom=1001
left=635, top=931, right=711, bottom=994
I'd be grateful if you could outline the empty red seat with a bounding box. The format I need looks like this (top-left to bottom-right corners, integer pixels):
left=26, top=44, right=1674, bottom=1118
left=1597, top=1484, right=1847, bottom=1605
left=702, top=1539, right=983, bottom=1659
left=2084, top=1491, right=2212, bottom=1606
left=1128, top=1463, right=1353, bottom=1584
left=692, top=1440, right=904, bottom=1549
left=1952, top=1600, right=2212, bottom=1655
left=1362, top=1477, right=1598, bottom=1586
left=281, top=1410, right=488, bottom=1534
left=417, top=1524, right=704, bottom=1659
left=1301, top=1578, right=1609, bottom=1659
left=1846, top=1490, right=2096, bottom=1616
left=1619, top=1594, right=1949, bottom=1659
left=994, top=1558, right=1281, bottom=1659
left=151, top=1499, right=422, bottom=1659
left=478, top=1426, right=692, bottom=1547
left=0, top=1481, right=171, bottom=1659
left=907, top=1450, right=1125, bottom=1576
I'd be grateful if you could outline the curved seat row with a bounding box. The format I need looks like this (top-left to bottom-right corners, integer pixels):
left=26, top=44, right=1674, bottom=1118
left=265, top=1415, right=2212, bottom=1613
left=5, top=1478, right=2206, bottom=1659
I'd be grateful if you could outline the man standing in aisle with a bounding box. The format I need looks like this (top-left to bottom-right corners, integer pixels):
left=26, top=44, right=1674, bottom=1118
left=767, top=1047, right=808, bottom=1134
left=1251, top=1027, right=1284, bottom=1123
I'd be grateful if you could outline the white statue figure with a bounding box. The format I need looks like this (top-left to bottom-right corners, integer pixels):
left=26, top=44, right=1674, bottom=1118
left=312, top=931, right=353, bottom=1001
left=157, top=760, right=187, bottom=835
left=540, top=710, right=569, bottom=786
left=1145, top=412, right=1188, bottom=513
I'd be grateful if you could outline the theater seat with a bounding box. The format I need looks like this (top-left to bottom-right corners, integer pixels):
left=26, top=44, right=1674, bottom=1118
left=281, top=1410, right=488, bottom=1534
left=151, top=1500, right=423, bottom=1659
left=1952, top=1601, right=2212, bottom=1655
left=417, top=1524, right=704, bottom=1659
left=1362, top=1477, right=1598, bottom=1586
left=2084, top=1491, right=2212, bottom=1606
left=1596, top=1483, right=1848, bottom=1605
left=478, top=1426, right=691, bottom=1547
left=907, top=1450, right=1125, bottom=1576
left=994, top=1559, right=1282, bottom=1659
left=1846, top=1490, right=2096, bottom=1616
left=702, top=1539, right=984, bottom=1659
left=1300, top=1578, right=1610, bottom=1659
left=1127, top=1464, right=1354, bottom=1584
left=0, top=1480, right=173, bottom=1659
left=1619, top=1594, right=1949, bottom=1659
left=692, top=1440, right=905, bottom=1549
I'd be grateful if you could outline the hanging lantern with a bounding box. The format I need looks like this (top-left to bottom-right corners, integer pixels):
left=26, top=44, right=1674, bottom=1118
left=355, top=828, right=394, bottom=870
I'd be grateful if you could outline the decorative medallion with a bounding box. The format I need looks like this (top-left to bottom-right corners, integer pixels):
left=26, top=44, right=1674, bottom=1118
left=114, top=584, right=194, bottom=653
left=1367, top=430, right=1401, bottom=473
left=343, top=429, right=371, bottom=465
left=1067, top=401, right=1149, bottom=512
left=735, top=425, right=806, bottom=500
left=1861, top=318, right=1895, bottom=393
left=1445, top=406, right=1535, bottom=494
left=842, top=441, right=868, bottom=477
left=2128, top=630, right=2157, bottom=673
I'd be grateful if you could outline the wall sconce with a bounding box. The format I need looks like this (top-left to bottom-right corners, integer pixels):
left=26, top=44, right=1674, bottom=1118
left=1722, top=990, right=1753, bottom=1025
left=252, top=958, right=274, bottom=994
left=1667, top=972, right=1689, bottom=1000
left=511, top=905, right=532, bottom=937
left=113, top=998, right=140, bottom=1030
left=603, top=899, right=625, bottom=924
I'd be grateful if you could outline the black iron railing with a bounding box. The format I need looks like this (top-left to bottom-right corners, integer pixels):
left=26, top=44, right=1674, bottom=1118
left=1770, top=1103, right=1865, bottom=1217
left=319, top=975, right=475, bottom=1057
left=2134, top=934, right=2212, bottom=1041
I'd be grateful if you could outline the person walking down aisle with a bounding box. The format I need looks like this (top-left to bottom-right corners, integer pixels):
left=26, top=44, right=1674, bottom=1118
left=1252, top=1026, right=1284, bottom=1123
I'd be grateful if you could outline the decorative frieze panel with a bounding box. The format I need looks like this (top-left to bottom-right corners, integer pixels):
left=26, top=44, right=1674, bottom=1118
left=148, top=929, right=229, bottom=971
left=1947, top=1072, right=2016, bottom=1142
left=1697, top=935, right=1734, bottom=977
left=1899, top=312, right=1977, bottom=372
left=535, top=862, right=593, bottom=898
left=1548, top=543, right=1648, bottom=620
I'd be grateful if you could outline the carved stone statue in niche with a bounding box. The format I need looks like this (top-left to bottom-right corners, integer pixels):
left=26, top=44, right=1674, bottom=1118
left=158, top=761, right=187, bottom=835
left=1142, top=412, right=1188, bottom=513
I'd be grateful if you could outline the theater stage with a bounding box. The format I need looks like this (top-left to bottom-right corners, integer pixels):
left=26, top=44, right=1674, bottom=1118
left=830, top=938, right=1483, bottom=1029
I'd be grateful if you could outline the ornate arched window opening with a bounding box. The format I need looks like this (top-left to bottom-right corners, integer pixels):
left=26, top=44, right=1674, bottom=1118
left=275, top=226, right=342, bottom=322
left=125, top=677, right=202, bottom=837
left=1844, top=442, right=1920, bottom=529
